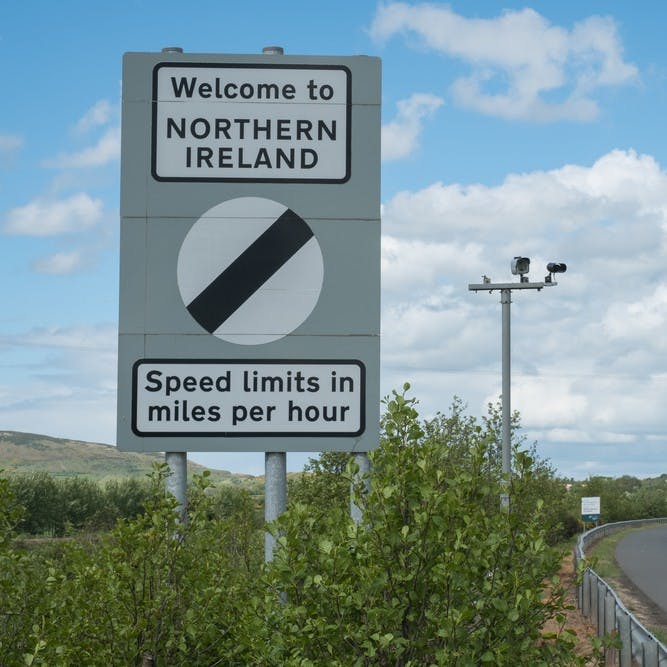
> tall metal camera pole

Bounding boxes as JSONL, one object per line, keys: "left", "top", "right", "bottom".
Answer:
{"left": 500, "top": 288, "right": 511, "bottom": 509}
{"left": 469, "top": 259, "right": 566, "bottom": 510}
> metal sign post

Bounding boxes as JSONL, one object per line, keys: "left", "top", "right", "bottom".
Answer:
{"left": 350, "top": 452, "right": 371, "bottom": 524}
{"left": 165, "top": 451, "right": 187, "bottom": 519}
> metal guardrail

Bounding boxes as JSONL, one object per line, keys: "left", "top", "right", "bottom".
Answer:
{"left": 574, "top": 518, "right": 667, "bottom": 666}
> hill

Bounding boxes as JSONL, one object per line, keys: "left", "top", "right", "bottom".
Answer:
{"left": 0, "top": 430, "right": 263, "bottom": 493}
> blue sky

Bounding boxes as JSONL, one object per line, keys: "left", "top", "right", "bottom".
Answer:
{"left": 2, "top": 1, "right": 667, "bottom": 478}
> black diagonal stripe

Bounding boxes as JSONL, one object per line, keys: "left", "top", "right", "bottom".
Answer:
{"left": 187, "top": 209, "right": 314, "bottom": 333}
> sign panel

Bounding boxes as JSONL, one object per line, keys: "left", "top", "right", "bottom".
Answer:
{"left": 581, "top": 496, "right": 601, "bottom": 522}
{"left": 152, "top": 63, "right": 350, "bottom": 182}
{"left": 133, "top": 360, "right": 364, "bottom": 436}
{"left": 118, "top": 51, "right": 381, "bottom": 453}
{"left": 176, "top": 196, "right": 323, "bottom": 345}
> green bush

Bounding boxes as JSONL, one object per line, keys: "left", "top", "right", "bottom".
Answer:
{"left": 5, "top": 474, "right": 153, "bottom": 536}
{"left": 263, "top": 386, "right": 583, "bottom": 666}
{"left": 0, "top": 389, "right": 592, "bottom": 665}
{"left": 11, "top": 467, "right": 263, "bottom": 666}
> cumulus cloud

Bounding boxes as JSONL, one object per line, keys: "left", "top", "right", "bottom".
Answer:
{"left": 601, "top": 286, "right": 667, "bottom": 359}
{"left": 382, "top": 93, "right": 444, "bottom": 161}
{"left": 7, "top": 325, "right": 116, "bottom": 353}
{"left": 4, "top": 193, "right": 104, "bottom": 236}
{"left": 379, "top": 148, "right": 667, "bottom": 474}
{"left": 42, "top": 99, "right": 120, "bottom": 168}
{"left": 382, "top": 235, "right": 484, "bottom": 292}
{"left": 32, "top": 250, "right": 86, "bottom": 275}
{"left": 0, "top": 324, "right": 118, "bottom": 444}
{"left": 0, "top": 324, "right": 118, "bottom": 395}
{"left": 73, "top": 100, "right": 116, "bottom": 135}
{"left": 370, "top": 3, "right": 638, "bottom": 121}
{"left": 382, "top": 149, "right": 666, "bottom": 246}
{"left": 0, "top": 133, "right": 23, "bottom": 167}
{"left": 43, "top": 126, "right": 120, "bottom": 168}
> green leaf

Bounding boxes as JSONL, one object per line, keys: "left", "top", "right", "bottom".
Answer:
{"left": 319, "top": 539, "right": 333, "bottom": 555}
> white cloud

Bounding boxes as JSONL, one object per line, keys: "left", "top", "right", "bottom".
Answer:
{"left": 44, "top": 126, "right": 120, "bottom": 168}
{"left": 370, "top": 4, "right": 638, "bottom": 122}
{"left": 503, "top": 374, "right": 588, "bottom": 429}
{"left": 4, "top": 192, "right": 104, "bottom": 236}
{"left": 603, "top": 285, "right": 667, "bottom": 342}
{"left": 378, "top": 148, "right": 667, "bottom": 477}
{"left": 0, "top": 324, "right": 118, "bottom": 444}
{"left": 0, "top": 134, "right": 23, "bottom": 155}
{"left": 382, "top": 149, "right": 667, "bottom": 248}
{"left": 382, "top": 93, "right": 444, "bottom": 161}
{"left": 382, "top": 235, "right": 484, "bottom": 292}
{"left": 32, "top": 250, "right": 86, "bottom": 275}
{"left": 74, "top": 100, "right": 115, "bottom": 135}
{"left": 0, "top": 133, "right": 23, "bottom": 166}
{"left": 7, "top": 325, "right": 116, "bottom": 353}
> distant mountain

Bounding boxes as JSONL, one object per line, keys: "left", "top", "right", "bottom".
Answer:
{"left": 0, "top": 431, "right": 261, "bottom": 490}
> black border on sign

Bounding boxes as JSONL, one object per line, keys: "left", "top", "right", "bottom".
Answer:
{"left": 151, "top": 63, "right": 352, "bottom": 183}
{"left": 131, "top": 358, "right": 366, "bottom": 437}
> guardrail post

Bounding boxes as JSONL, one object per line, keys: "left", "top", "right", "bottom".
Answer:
{"left": 617, "top": 612, "right": 631, "bottom": 667}
{"left": 604, "top": 591, "right": 617, "bottom": 664}
{"left": 598, "top": 584, "right": 606, "bottom": 638}
{"left": 583, "top": 570, "right": 591, "bottom": 617}
{"left": 592, "top": 578, "right": 599, "bottom": 632}
{"left": 643, "top": 639, "right": 658, "bottom": 667}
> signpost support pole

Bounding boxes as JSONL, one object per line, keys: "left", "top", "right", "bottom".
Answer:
{"left": 265, "top": 452, "right": 287, "bottom": 562}
{"left": 350, "top": 452, "right": 371, "bottom": 524}
{"left": 501, "top": 288, "right": 511, "bottom": 510}
{"left": 165, "top": 451, "right": 187, "bottom": 520}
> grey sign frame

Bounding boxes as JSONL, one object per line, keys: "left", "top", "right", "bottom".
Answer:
{"left": 117, "top": 50, "right": 381, "bottom": 453}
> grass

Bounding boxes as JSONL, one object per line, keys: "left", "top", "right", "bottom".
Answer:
{"left": 586, "top": 531, "right": 626, "bottom": 580}
{"left": 0, "top": 430, "right": 268, "bottom": 503}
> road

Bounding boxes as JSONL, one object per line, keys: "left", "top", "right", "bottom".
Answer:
{"left": 615, "top": 524, "right": 667, "bottom": 616}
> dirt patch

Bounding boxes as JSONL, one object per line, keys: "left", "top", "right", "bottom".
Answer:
{"left": 552, "top": 552, "right": 600, "bottom": 663}
{"left": 555, "top": 550, "right": 667, "bottom": 665}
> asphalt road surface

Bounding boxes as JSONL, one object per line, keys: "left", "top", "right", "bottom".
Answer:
{"left": 615, "top": 525, "right": 667, "bottom": 615}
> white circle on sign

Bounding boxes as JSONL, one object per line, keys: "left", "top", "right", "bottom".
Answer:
{"left": 177, "top": 197, "right": 324, "bottom": 345}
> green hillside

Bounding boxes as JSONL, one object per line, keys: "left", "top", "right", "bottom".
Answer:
{"left": 0, "top": 430, "right": 263, "bottom": 493}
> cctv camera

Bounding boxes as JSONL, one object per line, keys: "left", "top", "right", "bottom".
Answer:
{"left": 511, "top": 257, "right": 530, "bottom": 276}
{"left": 546, "top": 262, "right": 567, "bottom": 274}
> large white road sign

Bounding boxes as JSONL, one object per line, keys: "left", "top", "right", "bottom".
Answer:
{"left": 118, "top": 51, "right": 380, "bottom": 453}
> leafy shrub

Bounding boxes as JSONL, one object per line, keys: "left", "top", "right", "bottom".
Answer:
{"left": 263, "top": 386, "right": 583, "bottom": 666}
{"left": 0, "top": 389, "right": 593, "bottom": 665}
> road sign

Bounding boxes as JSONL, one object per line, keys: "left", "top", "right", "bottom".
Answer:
{"left": 117, "top": 51, "right": 381, "bottom": 453}
{"left": 133, "top": 359, "right": 364, "bottom": 436}
{"left": 177, "top": 197, "right": 323, "bottom": 345}
{"left": 152, "top": 63, "right": 350, "bottom": 182}
{"left": 581, "top": 496, "right": 601, "bottom": 522}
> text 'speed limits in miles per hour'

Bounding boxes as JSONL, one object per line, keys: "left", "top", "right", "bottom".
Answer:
{"left": 132, "top": 359, "right": 365, "bottom": 437}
